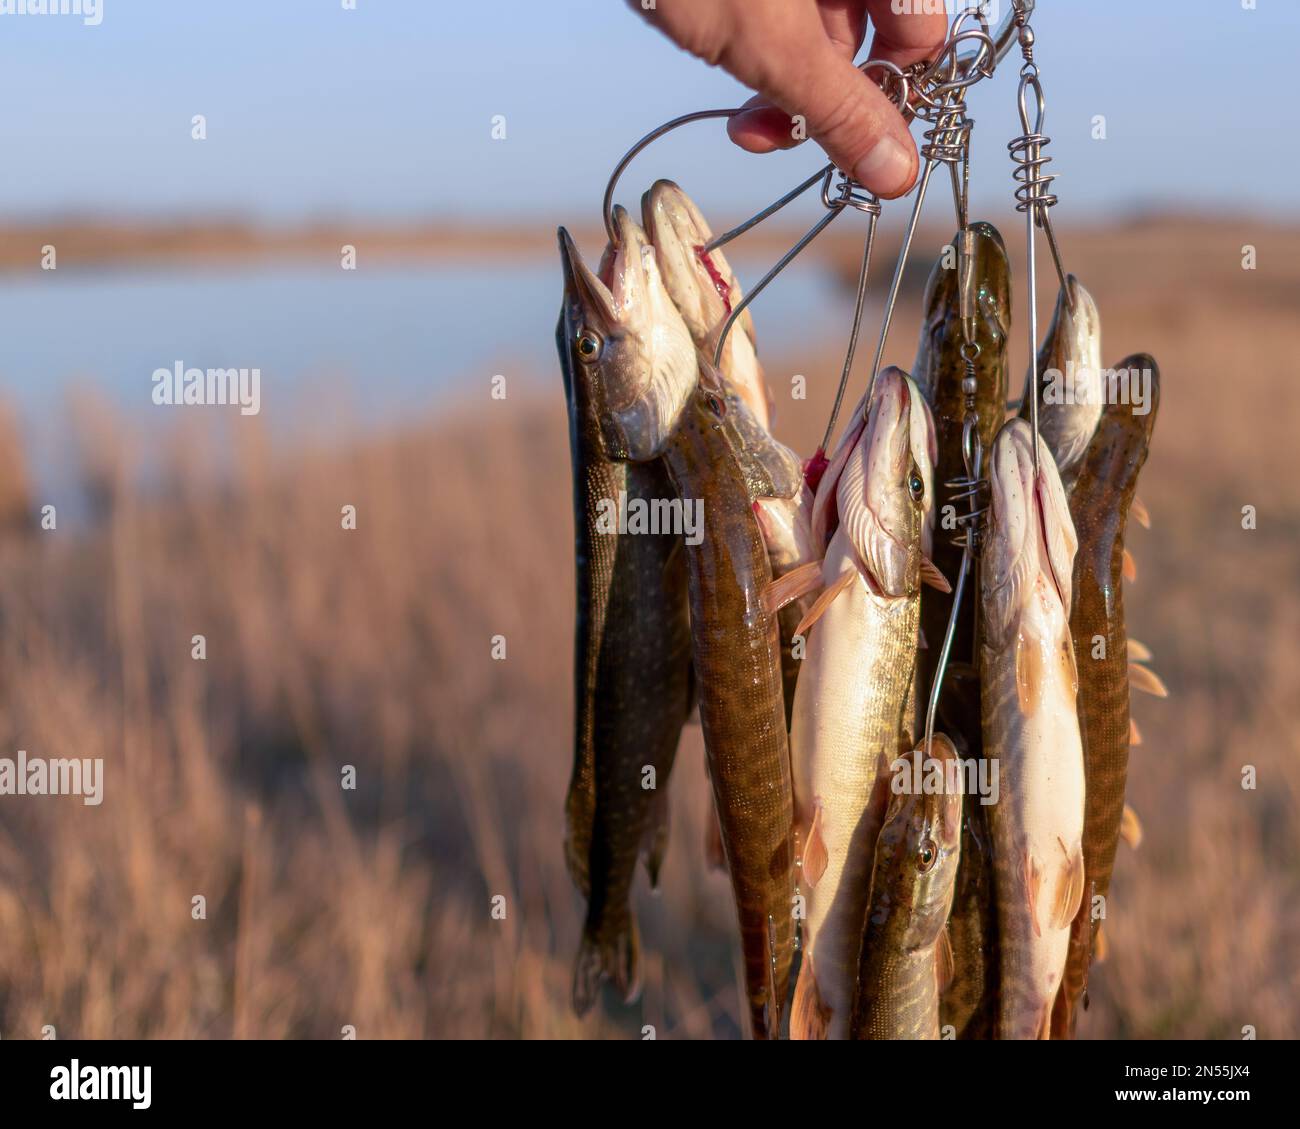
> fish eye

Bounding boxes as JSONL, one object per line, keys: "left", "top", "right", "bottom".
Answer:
{"left": 576, "top": 330, "right": 603, "bottom": 361}
{"left": 908, "top": 469, "right": 925, "bottom": 502}
{"left": 705, "top": 393, "right": 726, "bottom": 418}
{"left": 916, "top": 838, "right": 938, "bottom": 872}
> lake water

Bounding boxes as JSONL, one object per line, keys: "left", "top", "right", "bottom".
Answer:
{"left": 0, "top": 255, "right": 854, "bottom": 492}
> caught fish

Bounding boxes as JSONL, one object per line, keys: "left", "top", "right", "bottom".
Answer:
{"left": 979, "top": 418, "right": 1085, "bottom": 1040}
{"left": 642, "top": 179, "right": 773, "bottom": 428}
{"left": 557, "top": 210, "right": 697, "bottom": 1013}
{"left": 659, "top": 365, "right": 796, "bottom": 1039}
{"left": 1052, "top": 353, "right": 1160, "bottom": 1038}
{"left": 936, "top": 723, "right": 999, "bottom": 1039}
{"left": 1019, "top": 276, "right": 1103, "bottom": 491}
{"left": 851, "top": 735, "right": 963, "bottom": 1040}
{"left": 788, "top": 367, "right": 942, "bottom": 1040}
{"left": 643, "top": 179, "right": 816, "bottom": 723}
{"left": 718, "top": 388, "right": 817, "bottom": 726}
{"left": 912, "top": 223, "right": 1010, "bottom": 1036}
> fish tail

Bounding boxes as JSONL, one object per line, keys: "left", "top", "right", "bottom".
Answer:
{"left": 571, "top": 918, "right": 642, "bottom": 1017}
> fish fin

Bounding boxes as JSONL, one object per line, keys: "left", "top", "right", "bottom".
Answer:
{"left": 1037, "top": 1004, "right": 1052, "bottom": 1040}
{"left": 795, "top": 567, "right": 855, "bottom": 637}
{"left": 571, "top": 918, "right": 642, "bottom": 1015}
{"left": 704, "top": 798, "right": 726, "bottom": 872}
{"left": 920, "top": 554, "right": 952, "bottom": 593}
{"left": 1129, "top": 662, "right": 1169, "bottom": 698}
{"left": 761, "top": 560, "right": 823, "bottom": 618}
{"left": 936, "top": 925, "right": 956, "bottom": 994}
{"left": 640, "top": 788, "right": 671, "bottom": 890}
{"left": 1023, "top": 851, "right": 1044, "bottom": 939}
{"left": 1094, "top": 923, "right": 1109, "bottom": 963}
{"left": 802, "top": 802, "right": 828, "bottom": 888}
{"left": 1015, "top": 633, "right": 1045, "bottom": 717}
{"left": 1129, "top": 717, "right": 1143, "bottom": 746}
{"left": 1131, "top": 494, "right": 1151, "bottom": 529}
{"left": 790, "top": 953, "right": 831, "bottom": 1040}
{"left": 1127, "top": 638, "right": 1153, "bottom": 663}
{"left": 1122, "top": 547, "right": 1137, "bottom": 583}
{"left": 1120, "top": 804, "right": 1144, "bottom": 849}
{"left": 1051, "top": 848, "right": 1086, "bottom": 931}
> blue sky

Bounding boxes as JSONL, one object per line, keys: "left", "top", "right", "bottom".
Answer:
{"left": 0, "top": 0, "right": 1295, "bottom": 223}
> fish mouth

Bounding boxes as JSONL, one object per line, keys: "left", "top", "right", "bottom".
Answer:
{"left": 558, "top": 226, "right": 617, "bottom": 334}
{"left": 642, "top": 179, "right": 739, "bottom": 329}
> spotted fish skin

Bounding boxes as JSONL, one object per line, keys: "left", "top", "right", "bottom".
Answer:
{"left": 851, "top": 737, "right": 963, "bottom": 1040}
{"left": 1052, "top": 354, "right": 1160, "bottom": 1038}
{"left": 912, "top": 225, "right": 1010, "bottom": 1037}
{"left": 558, "top": 220, "right": 697, "bottom": 1012}
{"left": 661, "top": 376, "right": 796, "bottom": 1040}
{"left": 788, "top": 369, "right": 936, "bottom": 1040}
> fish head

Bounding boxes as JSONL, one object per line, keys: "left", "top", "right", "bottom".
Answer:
{"left": 642, "top": 179, "right": 770, "bottom": 428}
{"left": 640, "top": 179, "right": 754, "bottom": 348}
{"left": 557, "top": 208, "right": 697, "bottom": 460}
{"left": 1031, "top": 275, "right": 1103, "bottom": 479}
{"left": 831, "top": 367, "right": 940, "bottom": 597}
{"left": 875, "top": 735, "right": 963, "bottom": 951}
{"left": 914, "top": 222, "right": 1010, "bottom": 397}
{"left": 981, "top": 417, "right": 1079, "bottom": 651}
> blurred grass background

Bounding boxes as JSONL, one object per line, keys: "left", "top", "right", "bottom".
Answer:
{"left": 0, "top": 216, "right": 1295, "bottom": 1038}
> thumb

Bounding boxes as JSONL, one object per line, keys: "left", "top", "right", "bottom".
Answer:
{"left": 744, "top": 40, "right": 919, "bottom": 199}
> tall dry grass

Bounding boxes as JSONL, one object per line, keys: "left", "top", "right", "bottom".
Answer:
{"left": 0, "top": 217, "right": 1296, "bottom": 1038}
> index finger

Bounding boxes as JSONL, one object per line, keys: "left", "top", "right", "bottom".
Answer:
{"left": 864, "top": 0, "right": 948, "bottom": 68}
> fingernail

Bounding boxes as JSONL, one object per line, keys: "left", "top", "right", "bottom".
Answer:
{"left": 853, "top": 136, "right": 913, "bottom": 196}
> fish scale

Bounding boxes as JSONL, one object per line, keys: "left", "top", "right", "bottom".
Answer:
{"left": 979, "top": 419, "right": 1085, "bottom": 1040}
{"left": 1052, "top": 353, "right": 1161, "bottom": 1037}
{"left": 661, "top": 384, "right": 796, "bottom": 1040}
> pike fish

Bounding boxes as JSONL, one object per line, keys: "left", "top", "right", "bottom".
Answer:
{"left": 912, "top": 223, "right": 1010, "bottom": 1037}
{"left": 980, "top": 418, "right": 1085, "bottom": 1040}
{"left": 642, "top": 179, "right": 773, "bottom": 428}
{"left": 913, "top": 222, "right": 1010, "bottom": 728}
{"left": 788, "top": 367, "right": 942, "bottom": 1040}
{"left": 558, "top": 209, "right": 697, "bottom": 1013}
{"left": 659, "top": 366, "right": 796, "bottom": 1039}
{"left": 1052, "top": 353, "right": 1160, "bottom": 1038}
{"left": 644, "top": 179, "right": 815, "bottom": 723}
{"left": 851, "top": 735, "right": 963, "bottom": 1040}
{"left": 1018, "top": 276, "right": 1103, "bottom": 492}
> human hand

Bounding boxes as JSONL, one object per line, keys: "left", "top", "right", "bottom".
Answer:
{"left": 630, "top": 0, "right": 948, "bottom": 198}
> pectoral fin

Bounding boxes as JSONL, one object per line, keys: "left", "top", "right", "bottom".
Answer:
{"left": 761, "top": 559, "right": 823, "bottom": 618}
{"left": 801, "top": 802, "right": 828, "bottom": 888}
{"left": 1051, "top": 847, "right": 1086, "bottom": 931}
{"left": 936, "top": 925, "right": 956, "bottom": 993}
{"left": 1131, "top": 495, "right": 1150, "bottom": 529}
{"left": 795, "top": 567, "right": 855, "bottom": 636}
{"left": 1122, "top": 548, "right": 1137, "bottom": 582}
{"left": 1023, "top": 851, "right": 1044, "bottom": 939}
{"left": 920, "top": 555, "right": 952, "bottom": 593}
{"left": 1015, "top": 634, "right": 1046, "bottom": 716}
